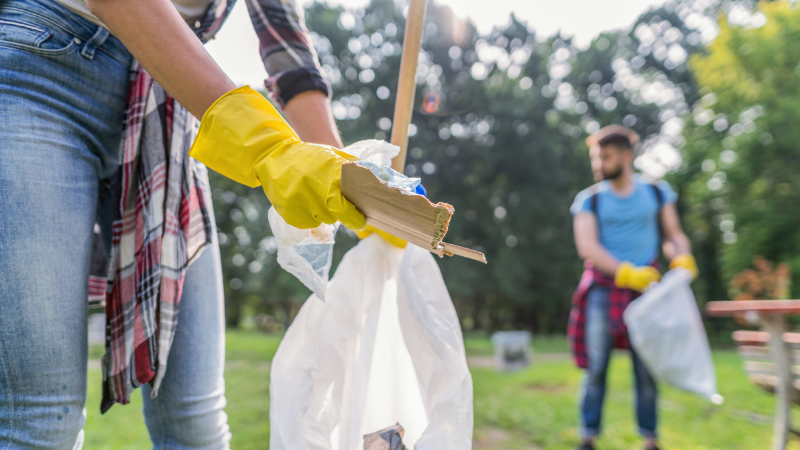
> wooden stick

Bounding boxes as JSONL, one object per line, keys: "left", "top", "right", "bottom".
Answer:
{"left": 390, "top": 0, "right": 428, "bottom": 173}
{"left": 440, "top": 243, "right": 487, "bottom": 264}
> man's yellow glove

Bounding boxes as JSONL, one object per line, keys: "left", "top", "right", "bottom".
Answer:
{"left": 355, "top": 225, "right": 407, "bottom": 248}
{"left": 189, "top": 86, "right": 366, "bottom": 231}
{"left": 670, "top": 254, "right": 699, "bottom": 280}
{"left": 614, "top": 262, "right": 662, "bottom": 292}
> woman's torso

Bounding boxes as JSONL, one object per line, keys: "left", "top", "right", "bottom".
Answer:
{"left": 54, "top": 0, "right": 212, "bottom": 28}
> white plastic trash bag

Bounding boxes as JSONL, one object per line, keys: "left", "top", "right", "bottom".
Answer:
{"left": 623, "top": 268, "right": 723, "bottom": 404}
{"left": 267, "top": 140, "right": 419, "bottom": 302}
{"left": 267, "top": 207, "right": 339, "bottom": 301}
{"left": 269, "top": 235, "right": 474, "bottom": 450}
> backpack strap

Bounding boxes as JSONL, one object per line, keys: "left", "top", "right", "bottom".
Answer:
{"left": 588, "top": 184, "right": 600, "bottom": 215}
{"left": 650, "top": 183, "right": 663, "bottom": 210}
{"left": 589, "top": 185, "right": 601, "bottom": 237}
{"left": 650, "top": 183, "right": 664, "bottom": 242}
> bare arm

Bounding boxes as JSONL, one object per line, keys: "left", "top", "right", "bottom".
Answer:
{"left": 87, "top": 0, "right": 236, "bottom": 119}
{"left": 660, "top": 203, "right": 692, "bottom": 259}
{"left": 283, "top": 91, "right": 343, "bottom": 148}
{"left": 573, "top": 212, "right": 621, "bottom": 276}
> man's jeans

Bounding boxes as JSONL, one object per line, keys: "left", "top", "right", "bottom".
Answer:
{"left": 578, "top": 286, "right": 657, "bottom": 439}
{"left": 0, "top": 0, "right": 231, "bottom": 448}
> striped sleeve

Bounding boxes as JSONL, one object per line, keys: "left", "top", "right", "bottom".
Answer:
{"left": 244, "top": 0, "right": 331, "bottom": 107}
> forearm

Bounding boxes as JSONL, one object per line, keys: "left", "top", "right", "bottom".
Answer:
{"left": 283, "top": 91, "right": 343, "bottom": 148}
{"left": 87, "top": 0, "right": 236, "bottom": 119}
{"left": 578, "top": 241, "right": 621, "bottom": 276}
{"left": 668, "top": 232, "right": 692, "bottom": 259}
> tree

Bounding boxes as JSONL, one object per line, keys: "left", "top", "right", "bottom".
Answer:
{"left": 210, "top": 0, "right": 748, "bottom": 333}
{"left": 680, "top": 1, "right": 800, "bottom": 298}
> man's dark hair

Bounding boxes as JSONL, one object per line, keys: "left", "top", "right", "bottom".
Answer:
{"left": 597, "top": 132, "right": 633, "bottom": 151}
{"left": 586, "top": 125, "right": 639, "bottom": 150}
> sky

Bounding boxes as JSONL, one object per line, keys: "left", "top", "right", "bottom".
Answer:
{"left": 206, "top": 0, "right": 669, "bottom": 87}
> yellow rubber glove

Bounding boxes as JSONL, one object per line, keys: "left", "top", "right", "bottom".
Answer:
{"left": 355, "top": 225, "right": 407, "bottom": 248}
{"left": 189, "top": 86, "right": 366, "bottom": 231}
{"left": 670, "top": 254, "right": 699, "bottom": 280}
{"left": 614, "top": 262, "right": 662, "bottom": 292}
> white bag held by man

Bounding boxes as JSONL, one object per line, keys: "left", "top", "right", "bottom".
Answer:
{"left": 623, "top": 268, "right": 723, "bottom": 404}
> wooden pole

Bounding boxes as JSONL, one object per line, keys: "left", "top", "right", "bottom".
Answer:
{"left": 390, "top": 0, "right": 428, "bottom": 173}
{"left": 763, "top": 315, "right": 791, "bottom": 450}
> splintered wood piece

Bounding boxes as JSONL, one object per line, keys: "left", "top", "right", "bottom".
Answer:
{"left": 341, "top": 163, "right": 487, "bottom": 263}
{"left": 363, "top": 424, "right": 406, "bottom": 450}
{"left": 342, "top": 163, "right": 453, "bottom": 251}
{"left": 440, "top": 242, "right": 488, "bottom": 264}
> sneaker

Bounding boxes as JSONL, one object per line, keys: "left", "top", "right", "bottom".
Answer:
{"left": 576, "top": 444, "right": 595, "bottom": 450}
{"left": 645, "top": 446, "right": 660, "bottom": 450}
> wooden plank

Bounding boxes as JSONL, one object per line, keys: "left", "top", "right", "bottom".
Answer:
{"left": 734, "top": 331, "right": 800, "bottom": 345}
{"left": 341, "top": 164, "right": 487, "bottom": 263}
{"left": 707, "top": 300, "right": 800, "bottom": 316}
{"left": 742, "top": 360, "right": 800, "bottom": 378}
{"left": 734, "top": 330, "right": 770, "bottom": 345}
{"left": 342, "top": 163, "right": 451, "bottom": 251}
{"left": 785, "top": 333, "right": 800, "bottom": 344}
{"left": 737, "top": 346, "right": 800, "bottom": 363}
{"left": 744, "top": 360, "right": 775, "bottom": 374}
{"left": 738, "top": 345, "right": 772, "bottom": 358}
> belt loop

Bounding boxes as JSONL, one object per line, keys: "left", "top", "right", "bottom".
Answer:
{"left": 80, "top": 27, "right": 110, "bottom": 60}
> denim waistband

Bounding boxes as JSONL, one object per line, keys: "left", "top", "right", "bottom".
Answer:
{"left": 0, "top": 0, "right": 132, "bottom": 65}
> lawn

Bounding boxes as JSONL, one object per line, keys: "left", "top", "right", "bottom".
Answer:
{"left": 83, "top": 331, "right": 778, "bottom": 449}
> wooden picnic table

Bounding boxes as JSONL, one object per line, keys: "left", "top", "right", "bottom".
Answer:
{"left": 707, "top": 300, "right": 800, "bottom": 450}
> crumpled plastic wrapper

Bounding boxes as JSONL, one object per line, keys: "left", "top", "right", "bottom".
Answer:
{"left": 364, "top": 424, "right": 407, "bottom": 450}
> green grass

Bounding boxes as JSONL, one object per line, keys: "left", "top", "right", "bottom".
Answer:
{"left": 84, "top": 331, "right": 281, "bottom": 450}
{"left": 471, "top": 351, "right": 777, "bottom": 449}
{"left": 84, "top": 331, "right": 778, "bottom": 449}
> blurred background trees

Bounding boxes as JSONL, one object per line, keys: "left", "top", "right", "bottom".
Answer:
{"left": 209, "top": 0, "right": 796, "bottom": 336}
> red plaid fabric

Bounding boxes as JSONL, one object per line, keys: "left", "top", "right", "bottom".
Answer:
{"left": 100, "top": 63, "right": 213, "bottom": 413}
{"left": 567, "top": 260, "right": 641, "bottom": 369}
{"left": 85, "top": 0, "right": 329, "bottom": 412}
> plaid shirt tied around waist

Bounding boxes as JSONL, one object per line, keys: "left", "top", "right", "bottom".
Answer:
{"left": 100, "top": 64, "right": 213, "bottom": 412}
{"left": 567, "top": 260, "right": 654, "bottom": 370}
{"left": 88, "top": 0, "right": 332, "bottom": 412}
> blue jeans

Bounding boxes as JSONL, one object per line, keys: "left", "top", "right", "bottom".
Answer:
{"left": 0, "top": 0, "right": 231, "bottom": 448}
{"left": 578, "top": 287, "right": 657, "bottom": 439}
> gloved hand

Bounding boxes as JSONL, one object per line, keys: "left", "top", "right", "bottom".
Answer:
{"left": 614, "top": 262, "right": 662, "bottom": 292}
{"left": 356, "top": 226, "right": 407, "bottom": 248}
{"left": 189, "top": 86, "right": 366, "bottom": 231}
{"left": 670, "top": 254, "right": 699, "bottom": 280}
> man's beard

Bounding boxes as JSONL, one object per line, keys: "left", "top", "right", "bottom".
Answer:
{"left": 602, "top": 166, "right": 623, "bottom": 180}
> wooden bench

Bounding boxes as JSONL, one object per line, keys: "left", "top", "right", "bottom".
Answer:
{"left": 708, "top": 300, "right": 800, "bottom": 450}
{"left": 733, "top": 330, "right": 800, "bottom": 403}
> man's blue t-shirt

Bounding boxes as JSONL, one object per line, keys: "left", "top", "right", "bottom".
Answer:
{"left": 571, "top": 175, "right": 677, "bottom": 266}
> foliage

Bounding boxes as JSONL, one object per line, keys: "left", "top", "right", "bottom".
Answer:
{"left": 678, "top": 1, "right": 800, "bottom": 301}
{"left": 210, "top": 0, "right": 782, "bottom": 333}
{"left": 730, "top": 255, "right": 791, "bottom": 300}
